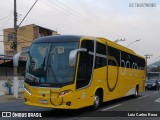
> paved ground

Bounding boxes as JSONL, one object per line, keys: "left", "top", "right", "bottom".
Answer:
{"left": 0, "top": 92, "right": 24, "bottom": 104}
{"left": 0, "top": 90, "right": 160, "bottom": 120}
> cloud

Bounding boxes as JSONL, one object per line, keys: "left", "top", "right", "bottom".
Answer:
{"left": 0, "top": 0, "right": 160, "bottom": 64}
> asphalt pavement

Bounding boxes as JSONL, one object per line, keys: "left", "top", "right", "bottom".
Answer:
{"left": 0, "top": 90, "right": 160, "bottom": 120}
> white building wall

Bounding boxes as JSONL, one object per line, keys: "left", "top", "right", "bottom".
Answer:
{"left": 0, "top": 80, "right": 24, "bottom": 95}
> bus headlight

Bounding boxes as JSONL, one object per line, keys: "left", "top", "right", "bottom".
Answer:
{"left": 59, "top": 90, "right": 72, "bottom": 97}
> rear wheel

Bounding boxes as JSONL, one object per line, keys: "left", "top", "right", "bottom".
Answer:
{"left": 92, "top": 92, "right": 102, "bottom": 110}
{"left": 156, "top": 86, "right": 159, "bottom": 90}
{"left": 134, "top": 86, "right": 139, "bottom": 97}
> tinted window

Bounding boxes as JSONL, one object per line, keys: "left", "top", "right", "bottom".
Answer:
{"left": 108, "top": 46, "right": 119, "bottom": 66}
{"left": 136, "top": 57, "right": 145, "bottom": 70}
{"left": 108, "top": 60, "right": 117, "bottom": 66}
{"left": 76, "top": 40, "right": 94, "bottom": 89}
{"left": 120, "top": 51, "right": 131, "bottom": 68}
{"left": 95, "top": 42, "right": 107, "bottom": 69}
{"left": 108, "top": 46, "right": 145, "bottom": 70}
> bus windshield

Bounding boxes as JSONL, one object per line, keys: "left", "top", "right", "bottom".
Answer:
{"left": 25, "top": 42, "right": 79, "bottom": 87}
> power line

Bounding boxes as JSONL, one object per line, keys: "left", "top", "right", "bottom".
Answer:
{"left": 54, "top": 0, "right": 123, "bottom": 38}
{"left": 40, "top": 0, "right": 123, "bottom": 39}
{"left": 55, "top": 0, "right": 123, "bottom": 38}
{"left": 0, "top": 8, "right": 13, "bottom": 13}
{"left": 0, "top": 14, "right": 12, "bottom": 20}
{"left": 8, "top": 0, "right": 39, "bottom": 51}
{"left": 39, "top": 0, "right": 105, "bottom": 36}
{"left": 0, "top": 15, "right": 13, "bottom": 31}
{"left": 52, "top": 0, "right": 108, "bottom": 35}
{"left": 18, "top": 0, "right": 38, "bottom": 27}
{"left": 149, "top": 56, "right": 160, "bottom": 65}
{"left": 40, "top": 0, "right": 103, "bottom": 34}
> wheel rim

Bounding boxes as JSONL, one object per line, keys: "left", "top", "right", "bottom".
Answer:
{"left": 135, "top": 88, "right": 138, "bottom": 96}
{"left": 94, "top": 95, "right": 100, "bottom": 108}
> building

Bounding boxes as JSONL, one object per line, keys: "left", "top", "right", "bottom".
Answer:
{"left": 0, "top": 24, "right": 58, "bottom": 78}
{"left": 147, "top": 72, "right": 160, "bottom": 80}
{"left": 3, "top": 24, "right": 58, "bottom": 55}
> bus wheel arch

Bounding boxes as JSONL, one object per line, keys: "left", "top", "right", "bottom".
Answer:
{"left": 92, "top": 88, "right": 103, "bottom": 110}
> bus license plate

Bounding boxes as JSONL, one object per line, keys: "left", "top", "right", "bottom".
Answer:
{"left": 39, "top": 100, "right": 48, "bottom": 104}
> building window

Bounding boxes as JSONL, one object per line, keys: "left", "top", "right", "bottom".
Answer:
{"left": 8, "top": 33, "right": 15, "bottom": 41}
{"left": 6, "top": 50, "right": 15, "bottom": 56}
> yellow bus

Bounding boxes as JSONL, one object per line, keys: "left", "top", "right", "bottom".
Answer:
{"left": 24, "top": 35, "right": 146, "bottom": 110}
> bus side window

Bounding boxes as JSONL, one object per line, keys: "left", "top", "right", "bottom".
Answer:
{"left": 95, "top": 42, "right": 107, "bottom": 69}
{"left": 108, "top": 60, "right": 116, "bottom": 66}
{"left": 108, "top": 46, "right": 119, "bottom": 66}
{"left": 76, "top": 40, "right": 94, "bottom": 89}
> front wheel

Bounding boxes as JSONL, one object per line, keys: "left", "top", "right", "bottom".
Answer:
{"left": 92, "top": 92, "right": 101, "bottom": 110}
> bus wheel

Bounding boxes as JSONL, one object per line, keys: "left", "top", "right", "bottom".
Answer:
{"left": 92, "top": 92, "right": 101, "bottom": 110}
{"left": 134, "top": 86, "right": 139, "bottom": 97}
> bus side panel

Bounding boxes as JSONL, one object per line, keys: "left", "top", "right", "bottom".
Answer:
{"left": 89, "top": 66, "right": 121, "bottom": 103}
{"left": 118, "top": 68, "right": 145, "bottom": 97}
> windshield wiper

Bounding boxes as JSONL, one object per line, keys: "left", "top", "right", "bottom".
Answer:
{"left": 47, "top": 65, "right": 60, "bottom": 87}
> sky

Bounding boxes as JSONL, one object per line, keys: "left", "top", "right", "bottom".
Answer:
{"left": 0, "top": 0, "right": 160, "bottom": 65}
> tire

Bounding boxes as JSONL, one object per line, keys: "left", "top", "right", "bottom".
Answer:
{"left": 92, "top": 92, "right": 101, "bottom": 110}
{"left": 134, "top": 87, "right": 139, "bottom": 97}
{"left": 156, "top": 86, "right": 159, "bottom": 90}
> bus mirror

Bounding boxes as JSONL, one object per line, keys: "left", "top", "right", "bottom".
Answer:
{"left": 13, "top": 50, "right": 29, "bottom": 67}
{"left": 69, "top": 48, "right": 87, "bottom": 67}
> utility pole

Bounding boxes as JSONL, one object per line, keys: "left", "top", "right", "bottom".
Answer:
{"left": 144, "top": 54, "right": 153, "bottom": 64}
{"left": 144, "top": 54, "right": 153, "bottom": 78}
{"left": 13, "top": 0, "right": 18, "bottom": 99}
{"left": 114, "top": 38, "right": 125, "bottom": 43}
{"left": 10, "top": 0, "right": 38, "bottom": 98}
{"left": 11, "top": 0, "right": 18, "bottom": 52}
{"left": 12, "top": 0, "right": 38, "bottom": 98}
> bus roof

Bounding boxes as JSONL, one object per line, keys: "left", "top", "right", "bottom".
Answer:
{"left": 32, "top": 35, "right": 81, "bottom": 43}
{"left": 32, "top": 35, "right": 144, "bottom": 59}
{"left": 98, "top": 37, "right": 145, "bottom": 59}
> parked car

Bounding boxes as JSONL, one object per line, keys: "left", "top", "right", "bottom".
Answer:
{"left": 145, "top": 79, "right": 159, "bottom": 90}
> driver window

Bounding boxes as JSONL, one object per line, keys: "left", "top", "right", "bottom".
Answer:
{"left": 76, "top": 40, "right": 94, "bottom": 89}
